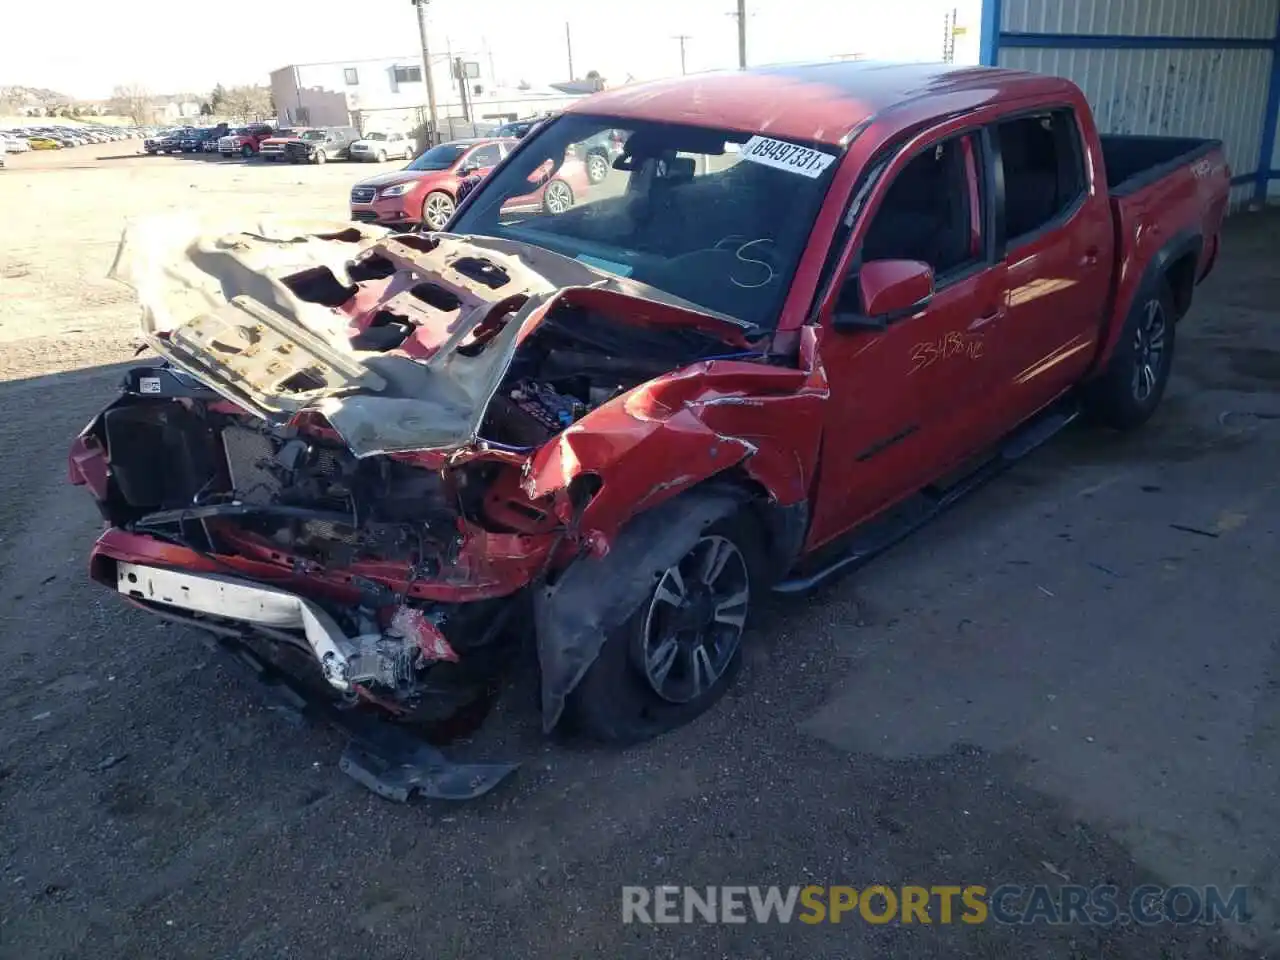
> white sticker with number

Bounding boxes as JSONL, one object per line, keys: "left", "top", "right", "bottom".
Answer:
{"left": 739, "top": 135, "right": 836, "bottom": 179}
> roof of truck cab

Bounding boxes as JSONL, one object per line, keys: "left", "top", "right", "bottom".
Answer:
{"left": 565, "top": 61, "right": 1075, "bottom": 146}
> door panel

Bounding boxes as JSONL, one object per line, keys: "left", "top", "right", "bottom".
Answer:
{"left": 807, "top": 132, "right": 1009, "bottom": 550}
{"left": 992, "top": 110, "right": 1112, "bottom": 412}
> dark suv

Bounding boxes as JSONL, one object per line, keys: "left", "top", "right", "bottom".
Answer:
{"left": 181, "top": 125, "right": 228, "bottom": 153}
{"left": 285, "top": 126, "right": 361, "bottom": 164}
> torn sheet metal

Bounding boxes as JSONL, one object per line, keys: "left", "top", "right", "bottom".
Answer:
{"left": 109, "top": 216, "right": 752, "bottom": 459}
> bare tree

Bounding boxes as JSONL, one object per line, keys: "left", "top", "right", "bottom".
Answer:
{"left": 221, "top": 85, "right": 272, "bottom": 121}
{"left": 109, "top": 84, "right": 152, "bottom": 125}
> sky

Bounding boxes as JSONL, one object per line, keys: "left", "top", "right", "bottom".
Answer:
{"left": 5, "top": 0, "right": 982, "bottom": 100}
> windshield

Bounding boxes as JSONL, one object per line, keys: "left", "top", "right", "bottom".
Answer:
{"left": 450, "top": 114, "right": 841, "bottom": 329}
{"left": 363, "top": 132, "right": 387, "bottom": 141}
{"left": 406, "top": 143, "right": 467, "bottom": 171}
{"left": 301, "top": 130, "right": 327, "bottom": 141}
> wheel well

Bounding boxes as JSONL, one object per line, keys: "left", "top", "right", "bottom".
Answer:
{"left": 689, "top": 468, "right": 808, "bottom": 583}
{"left": 1164, "top": 250, "right": 1197, "bottom": 319}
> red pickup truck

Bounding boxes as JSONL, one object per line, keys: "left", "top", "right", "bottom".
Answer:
{"left": 217, "top": 124, "right": 275, "bottom": 159}
{"left": 70, "top": 62, "right": 1228, "bottom": 798}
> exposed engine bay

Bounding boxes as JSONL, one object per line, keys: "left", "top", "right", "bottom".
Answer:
{"left": 73, "top": 219, "right": 765, "bottom": 748}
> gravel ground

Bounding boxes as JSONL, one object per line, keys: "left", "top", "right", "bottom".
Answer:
{"left": 0, "top": 142, "right": 1277, "bottom": 960}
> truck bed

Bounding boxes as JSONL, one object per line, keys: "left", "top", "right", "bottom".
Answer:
{"left": 1099, "top": 134, "right": 1223, "bottom": 197}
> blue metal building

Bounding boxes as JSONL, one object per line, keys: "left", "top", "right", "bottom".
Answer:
{"left": 980, "top": 0, "right": 1280, "bottom": 210}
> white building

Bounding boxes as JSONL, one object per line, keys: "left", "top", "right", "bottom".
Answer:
{"left": 270, "top": 56, "right": 587, "bottom": 139}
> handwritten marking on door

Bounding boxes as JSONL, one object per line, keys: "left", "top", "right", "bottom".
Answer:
{"left": 910, "top": 332, "right": 983, "bottom": 374}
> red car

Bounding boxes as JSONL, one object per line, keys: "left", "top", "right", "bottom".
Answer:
{"left": 349, "top": 137, "right": 590, "bottom": 230}
{"left": 71, "top": 62, "right": 1228, "bottom": 800}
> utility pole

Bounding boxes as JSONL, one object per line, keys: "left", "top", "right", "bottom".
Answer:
{"left": 673, "top": 34, "right": 691, "bottom": 75}
{"left": 411, "top": 0, "right": 439, "bottom": 146}
{"left": 565, "top": 22, "right": 575, "bottom": 80}
{"left": 735, "top": 0, "right": 747, "bottom": 69}
{"left": 942, "top": 7, "right": 957, "bottom": 63}
{"left": 454, "top": 57, "right": 471, "bottom": 122}
{"left": 483, "top": 38, "right": 496, "bottom": 85}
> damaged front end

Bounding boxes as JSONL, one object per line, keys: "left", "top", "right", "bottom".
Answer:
{"left": 70, "top": 218, "right": 809, "bottom": 798}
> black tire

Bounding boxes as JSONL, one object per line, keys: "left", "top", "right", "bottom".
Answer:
{"left": 376, "top": 150, "right": 388, "bottom": 162}
{"left": 240, "top": 144, "right": 253, "bottom": 158}
{"left": 1082, "top": 278, "right": 1177, "bottom": 430}
{"left": 567, "top": 512, "right": 763, "bottom": 745}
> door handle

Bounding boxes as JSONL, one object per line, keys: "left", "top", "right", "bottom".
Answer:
{"left": 968, "top": 310, "right": 999, "bottom": 331}
{"left": 1081, "top": 246, "right": 1100, "bottom": 266}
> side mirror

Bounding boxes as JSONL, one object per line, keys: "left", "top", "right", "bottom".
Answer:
{"left": 833, "top": 259, "right": 935, "bottom": 332}
{"left": 458, "top": 163, "right": 479, "bottom": 176}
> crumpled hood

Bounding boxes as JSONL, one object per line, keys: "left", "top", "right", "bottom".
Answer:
{"left": 109, "top": 216, "right": 752, "bottom": 459}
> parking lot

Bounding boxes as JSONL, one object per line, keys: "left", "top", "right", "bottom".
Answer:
{"left": 1, "top": 140, "right": 1278, "bottom": 959}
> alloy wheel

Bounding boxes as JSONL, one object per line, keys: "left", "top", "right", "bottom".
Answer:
{"left": 544, "top": 180, "right": 573, "bottom": 214}
{"left": 423, "top": 192, "right": 455, "bottom": 230}
{"left": 587, "top": 152, "right": 608, "bottom": 183}
{"left": 637, "top": 535, "right": 750, "bottom": 704}
{"left": 1131, "top": 298, "right": 1167, "bottom": 402}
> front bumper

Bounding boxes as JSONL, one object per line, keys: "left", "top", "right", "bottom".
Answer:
{"left": 116, "top": 561, "right": 361, "bottom": 691}
{"left": 107, "top": 558, "right": 521, "bottom": 801}
{"left": 349, "top": 196, "right": 415, "bottom": 225}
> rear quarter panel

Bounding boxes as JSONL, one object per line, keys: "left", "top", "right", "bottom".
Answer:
{"left": 1093, "top": 146, "right": 1230, "bottom": 372}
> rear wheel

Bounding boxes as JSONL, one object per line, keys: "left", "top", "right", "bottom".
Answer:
{"left": 240, "top": 144, "right": 253, "bottom": 158}
{"left": 1082, "top": 278, "right": 1177, "bottom": 430}
{"left": 422, "top": 190, "right": 455, "bottom": 230}
{"left": 567, "top": 513, "right": 761, "bottom": 744}
{"left": 586, "top": 150, "right": 609, "bottom": 183}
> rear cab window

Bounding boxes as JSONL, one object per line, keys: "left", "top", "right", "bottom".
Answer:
{"left": 995, "top": 110, "right": 1086, "bottom": 245}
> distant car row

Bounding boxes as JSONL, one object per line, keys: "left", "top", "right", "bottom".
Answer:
{"left": 1, "top": 124, "right": 142, "bottom": 154}
{"left": 144, "top": 123, "right": 417, "bottom": 163}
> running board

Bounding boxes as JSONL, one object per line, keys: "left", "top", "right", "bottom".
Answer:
{"left": 773, "top": 401, "right": 1079, "bottom": 595}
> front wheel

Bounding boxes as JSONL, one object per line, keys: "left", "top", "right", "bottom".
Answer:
{"left": 376, "top": 150, "right": 388, "bottom": 162}
{"left": 421, "top": 190, "right": 455, "bottom": 230}
{"left": 1082, "top": 279, "right": 1177, "bottom": 430}
{"left": 314, "top": 149, "right": 327, "bottom": 164}
{"left": 567, "top": 515, "right": 760, "bottom": 744}
{"left": 240, "top": 144, "right": 253, "bottom": 158}
{"left": 542, "top": 179, "right": 574, "bottom": 215}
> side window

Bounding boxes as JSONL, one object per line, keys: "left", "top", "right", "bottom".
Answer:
{"left": 468, "top": 144, "right": 501, "bottom": 167}
{"left": 996, "top": 110, "right": 1085, "bottom": 242}
{"left": 860, "top": 135, "right": 982, "bottom": 281}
